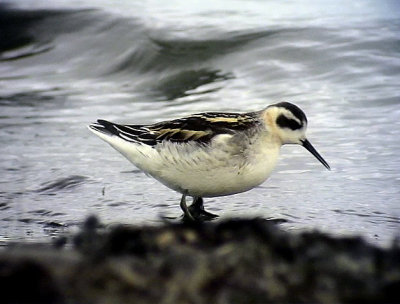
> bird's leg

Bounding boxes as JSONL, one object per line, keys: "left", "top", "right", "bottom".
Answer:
{"left": 180, "top": 191, "right": 195, "bottom": 221}
{"left": 189, "top": 197, "right": 219, "bottom": 219}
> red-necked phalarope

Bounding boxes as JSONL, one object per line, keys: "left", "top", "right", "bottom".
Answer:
{"left": 89, "top": 102, "right": 330, "bottom": 221}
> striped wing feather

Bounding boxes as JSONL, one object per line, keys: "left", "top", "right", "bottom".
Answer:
{"left": 94, "top": 112, "right": 260, "bottom": 146}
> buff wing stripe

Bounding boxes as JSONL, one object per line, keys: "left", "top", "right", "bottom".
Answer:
{"left": 89, "top": 112, "right": 260, "bottom": 147}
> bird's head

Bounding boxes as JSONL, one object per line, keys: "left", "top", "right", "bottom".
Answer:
{"left": 263, "top": 102, "right": 330, "bottom": 170}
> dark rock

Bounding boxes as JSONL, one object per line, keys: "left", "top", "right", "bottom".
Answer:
{"left": 0, "top": 258, "right": 64, "bottom": 304}
{"left": 0, "top": 217, "right": 399, "bottom": 304}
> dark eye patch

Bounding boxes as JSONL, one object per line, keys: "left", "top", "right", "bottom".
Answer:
{"left": 273, "top": 102, "right": 308, "bottom": 124}
{"left": 276, "top": 114, "right": 302, "bottom": 130}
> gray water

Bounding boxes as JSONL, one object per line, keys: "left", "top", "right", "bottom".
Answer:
{"left": 1, "top": 0, "right": 399, "bottom": 246}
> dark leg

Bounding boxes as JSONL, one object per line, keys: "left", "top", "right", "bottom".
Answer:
{"left": 180, "top": 191, "right": 195, "bottom": 221}
{"left": 188, "top": 197, "right": 218, "bottom": 220}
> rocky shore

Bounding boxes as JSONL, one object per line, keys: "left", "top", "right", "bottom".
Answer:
{"left": 1, "top": 216, "right": 399, "bottom": 304}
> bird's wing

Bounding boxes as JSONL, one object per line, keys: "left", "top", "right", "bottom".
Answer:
{"left": 89, "top": 112, "right": 260, "bottom": 147}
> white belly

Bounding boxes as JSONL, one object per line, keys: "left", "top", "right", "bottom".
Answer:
{"left": 148, "top": 137, "right": 281, "bottom": 197}
{"left": 159, "top": 156, "right": 279, "bottom": 197}
{"left": 95, "top": 130, "right": 281, "bottom": 198}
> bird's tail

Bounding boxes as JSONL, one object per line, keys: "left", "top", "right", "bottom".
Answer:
{"left": 88, "top": 119, "right": 120, "bottom": 137}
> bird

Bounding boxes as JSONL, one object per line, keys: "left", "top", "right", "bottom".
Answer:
{"left": 88, "top": 102, "right": 330, "bottom": 221}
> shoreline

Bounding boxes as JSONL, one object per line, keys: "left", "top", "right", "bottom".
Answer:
{"left": 1, "top": 216, "right": 399, "bottom": 303}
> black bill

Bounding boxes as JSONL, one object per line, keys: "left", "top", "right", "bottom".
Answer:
{"left": 302, "top": 139, "right": 331, "bottom": 170}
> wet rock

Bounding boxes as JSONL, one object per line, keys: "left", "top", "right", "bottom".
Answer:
{"left": 0, "top": 217, "right": 399, "bottom": 304}
{"left": 0, "top": 254, "right": 68, "bottom": 304}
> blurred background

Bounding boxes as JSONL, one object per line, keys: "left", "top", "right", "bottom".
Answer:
{"left": 0, "top": 0, "right": 399, "bottom": 245}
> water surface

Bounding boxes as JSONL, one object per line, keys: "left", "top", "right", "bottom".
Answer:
{"left": 1, "top": 0, "right": 399, "bottom": 246}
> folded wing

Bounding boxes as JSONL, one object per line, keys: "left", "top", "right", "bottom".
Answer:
{"left": 89, "top": 112, "right": 260, "bottom": 147}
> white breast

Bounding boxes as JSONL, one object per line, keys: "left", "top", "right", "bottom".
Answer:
{"left": 92, "top": 129, "right": 281, "bottom": 197}
{"left": 147, "top": 133, "right": 281, "bottom": 197}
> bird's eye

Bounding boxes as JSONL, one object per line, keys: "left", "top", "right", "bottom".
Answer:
{"left": 276, "top": 114, "right": 302, "bottom": 130}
